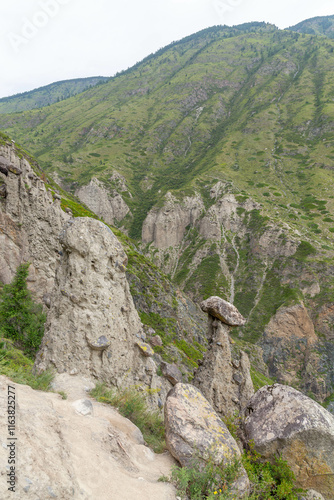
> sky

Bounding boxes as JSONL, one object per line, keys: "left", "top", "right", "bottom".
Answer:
{"left": 0, "top": 0, "right": 333, "bottom": 98}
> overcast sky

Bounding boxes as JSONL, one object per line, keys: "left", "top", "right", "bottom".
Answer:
{"left": 0, "top": 0, "right": 333, "bottom": 98}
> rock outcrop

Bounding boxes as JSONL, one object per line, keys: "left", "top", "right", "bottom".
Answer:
{"left": 76, "top": 177, "right": 130, "bottom": 225}
{"left": 142, "top": 192, "right": 204, "bottom": 249}
{"left": 261, "top": 303, "right": 327, "bottom": 400}
{"left": 0, "top": 375, "right": 176, "bottom": 500}
{"left": 164, "top": 383, "right": 250, "bottom": 496}
{"left": 0, "top": 143, "right": 69, "bottom": 299}
{"left": 244, "top": 384, "right": 334, "bottom": 499}
{"left": 34, "top": 217, "right": 172, "bottom": 404}
{"left": 193, "top": 297, "right": 254, "bottom": 419}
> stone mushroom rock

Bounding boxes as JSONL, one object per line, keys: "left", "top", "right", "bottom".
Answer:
{"left": 164, "top": 383, "right": 250, "bottom": 496}
{"left": 244, "top": 384, "right": 334, "bottom": 499}
{"left": 34, "top": 218, "right": 172, "bottom": 405}
{"left": 193, "top": 311, "right": 254, "bottom": 419}
{"left": 161, "top": 362, "right": 182, "bottom": 385}
{"left": 200, "top": 296, "right": 246, "bottom": 326}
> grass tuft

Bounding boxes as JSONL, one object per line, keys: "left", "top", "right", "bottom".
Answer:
{"left": 90, "top": 383, "right": 165, "bottom": 453}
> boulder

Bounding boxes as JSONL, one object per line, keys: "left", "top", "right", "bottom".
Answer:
{"left": 136, "top": 340, "right": 154, "bottom": 357}
{"left": 161, "top": 362, "right": 182, "bottom": 385}
{"left": 193, "top": 315, "right": 254, "bottom": 419}
{"left": 200, "top": 296, "right": 246, "bottom": 326}
{"left": 164, "top": 383, "right": 250, "bottom": 496}
{"left": 244, "top": 384, "right": 334, "bottom": 499}
{"left": 8, "top": 164, "right": 22, "bottom": 175}
{"left": 150, "top": 335, "right": 163, "bottom": 347}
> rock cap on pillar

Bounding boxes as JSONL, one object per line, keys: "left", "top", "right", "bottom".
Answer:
{"left": 201, "top": 296, "right": 246, "bottom": 326}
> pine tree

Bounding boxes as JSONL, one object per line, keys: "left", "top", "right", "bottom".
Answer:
{"left": 0, "top": 263, "right": 46, "bottom": 356}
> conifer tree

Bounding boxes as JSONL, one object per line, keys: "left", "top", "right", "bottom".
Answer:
{"left": 0, "top": 263, "right": 46, "bottom": 356}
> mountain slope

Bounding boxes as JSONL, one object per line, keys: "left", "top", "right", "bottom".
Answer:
{"left": 288, "top": 15, "right": 334, "bottom": 38}
{"left": 0, "top": 77, "right": 110, "bottom": 114}
{"left": 1, "top": 23, "right": 334, "bottom": 404}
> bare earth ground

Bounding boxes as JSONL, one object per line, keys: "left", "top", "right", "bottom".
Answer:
{"left": 0, "top": 374, "right": 177, "bottom": 500}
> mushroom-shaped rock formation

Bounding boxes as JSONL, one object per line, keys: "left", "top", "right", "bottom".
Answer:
{"left": 164, "top": 383, "right": 250, "bottom": 496}
{"left": 194, "top": 296, "right": 253, "bottom": 419}
{"left": 244, "top": 384, "right": 334, "bottom": 499}
{"left": 200, "top": 296, "right": 246, "bottom": 326}
{"left": 34, "top": 218, "right": 172, "bottom": 404}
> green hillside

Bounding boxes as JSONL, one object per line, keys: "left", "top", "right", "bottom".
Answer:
{"left": 0, "top": 77, "right": 110, "bottom": 114}
{"left": 1, "top": 23, "right": 334, "bottom": 239}
{"left": 1, "top": 20, "right": 334, "bottom": 402}
{"left": 288, "top": 14, "right": 334, "bottom": 38}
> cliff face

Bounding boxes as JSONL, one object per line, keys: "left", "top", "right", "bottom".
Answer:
{"left": 34, "top": 216, "right": 173, "bottom": 404}
{"left": 0, "top": 143, "right": 69, "bottom": 301}
{"left": 141, "top": 187, "right": 334, "bottom": 406}
{"left": 75, "top": 176, "right": 130, "bottom": 226}
{"left": 0, "top": 142, "right": 206, "bottom": 402}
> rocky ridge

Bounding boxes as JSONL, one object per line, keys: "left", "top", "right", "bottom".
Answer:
{"left": 0, "top": 143, "right": 69, "bottom": 301}
{"left": 34, "top": 216, "right": 173, "bottom": 405}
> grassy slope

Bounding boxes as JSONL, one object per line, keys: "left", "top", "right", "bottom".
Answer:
{"left": 1, "top": 24, "right": 334, "bottom": 398}
{"left": 0, "top": 25, "right": 333, "bottom": 242}
{"left": 0, "top": 77, "right": 110, "bottom": 114}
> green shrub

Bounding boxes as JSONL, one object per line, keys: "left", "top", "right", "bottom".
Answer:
{"left": 168, "top": 452, "right": 242, "bottom": 500}
{"left": 0, "top": 263, "right": 46, "bottom": 356}
{"left": 243, "top": 442, "right": 304, "bottom": 499}
{"left": 90, "top": 383, "right": 165, "bottom": 453}
{"left": 0, "top": 338, "right": 53, "bottom": 391}
{"left": 166, "top": 443, "right": 303, "bottom": 499}
{"left": 293, "top": 241, "right": 317, "bottom": 261}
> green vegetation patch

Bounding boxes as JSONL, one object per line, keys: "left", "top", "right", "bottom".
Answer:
{"left": 0, "top": 263, "right": 46, "bottom": 356}
{"left": 91, "top": 383, "right": 165, "bottom": 453}
{"left": 293, "top": 241, "right": 317, "bottom": 262}
{"left": 0, "top": 338, "right": 53, "bottom": 391}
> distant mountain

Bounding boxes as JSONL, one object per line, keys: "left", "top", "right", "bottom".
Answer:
{"left": 288, "top": 14, "right": 334, "bottom": 38}
{"left": 0, "top": 77, "right": 110, "bottom": 114}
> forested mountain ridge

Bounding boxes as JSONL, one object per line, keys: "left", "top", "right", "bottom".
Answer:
{"left": 0, "top": 76, "right": 110, "bottom": 114}
{"left": 288, "top": 14, "right": 334, "bottom": 39}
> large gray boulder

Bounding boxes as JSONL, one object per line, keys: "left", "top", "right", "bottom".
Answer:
{"left": 200, "top": 296, "right": 246, "bottom": 326}
{"left": 165, "top": 383, "right": 250, "bottom": 496}
{"left": 244, "top": 384, "right": 334, "bottom": 499}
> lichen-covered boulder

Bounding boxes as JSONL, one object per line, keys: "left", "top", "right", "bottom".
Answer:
{"left": 244, "top": 384, "right": 334, "bottom": 499}
{"left": 200, "top": 296, "right": 246, "bottom": 326}
{"left": 165, "top": 383, "right": 249, "bottom": 496}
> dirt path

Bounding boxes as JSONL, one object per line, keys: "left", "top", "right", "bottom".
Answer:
{"left": 0, "top": 374, "right": 177, "bottom": 500}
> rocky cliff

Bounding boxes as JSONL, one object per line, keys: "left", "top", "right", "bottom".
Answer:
{"left": 75, "top": 176, "right": 130, "bottom": 226}
{"left": 34, "top": 216, "right": 174, "bottom": 405}
{"left": 0, "top": 142, "right": 69, "bottom": 301}
{"left": 141, "top": 187, "right": 334, "bottom": 406}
